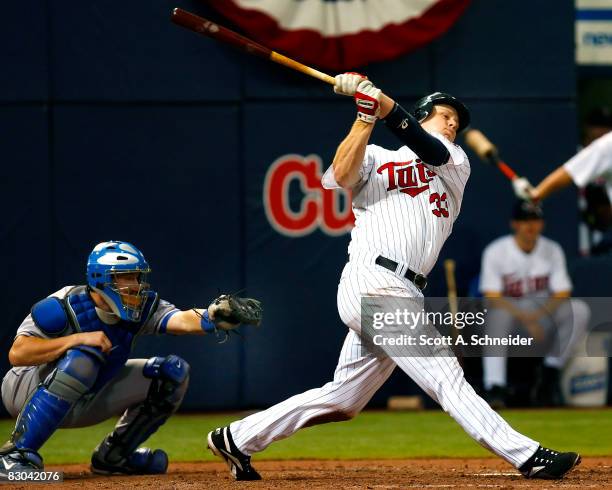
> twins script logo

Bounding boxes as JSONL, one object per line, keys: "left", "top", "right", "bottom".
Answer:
{"left": 264, "top": 154, "right": 354, "bottom": 237}
{"left": 378, "top": 160, "right": 449, "bottom": 218}
{"left": 502, "top": 274, "right": 550, "bottom": 297}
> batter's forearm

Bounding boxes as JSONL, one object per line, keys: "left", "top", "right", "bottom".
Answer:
{"left": 379, "top": 93, "right": 395, "bottom": 119}
{"left": 332, "top": 120, "right": 375, "bottom": 188}
{"left": 532, "top": 167, "right": 574, "bottom": 201}
{"left": 382, "top": 102, "right": 450, "bottom": 165}
{"left": 9, "top": 335, "right": 81, "bottom": 366}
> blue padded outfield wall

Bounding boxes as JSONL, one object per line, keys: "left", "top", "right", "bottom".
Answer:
{"left": 1, "top": 1, "right": 580, "bottom": 411}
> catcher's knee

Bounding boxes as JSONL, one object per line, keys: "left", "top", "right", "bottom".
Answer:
{"left": 47, "top": 346, "right": 104, "bottom": 403}
{"left": 91, "top": 356, "right": 190, "bottom": 467}
{"left": 143, "top": 355, "right": 190, "bottom": 409}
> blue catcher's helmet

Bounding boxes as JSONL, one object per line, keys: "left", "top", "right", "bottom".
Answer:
{"left": 86, "top": 241, "right": 151, "bottom": 322}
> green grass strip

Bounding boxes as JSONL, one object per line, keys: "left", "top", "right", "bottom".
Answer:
{"left": 1, "top": 409, "right": 608, "bottom": 465}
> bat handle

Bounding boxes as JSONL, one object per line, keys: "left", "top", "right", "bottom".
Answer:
{"left": 484, "top": 152, "right": 498, "bottom": 167}
{"left": 497, "top": 162, "right": 518, "bottom": 180}
{"left": 270, "top": 52, "right": 335, "bottom": 85}
{"left": 485, "top": 150, "right": 518, "bottom": 181}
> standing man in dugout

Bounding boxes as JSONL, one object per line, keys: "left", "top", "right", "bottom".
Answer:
{"left": 479, "top": 201, "right": 590, "bottom": 408}
{"left": 512, "top": 108, "right": 612, "bottom": 254}
{"left": 206, "top": 74, "right": 581, "bottom": 481}
{"left": 513, "top": 108, "right": 612, "bottom": 204}
{"left": 0, "top": 240, "right": 262, "bottom": 475}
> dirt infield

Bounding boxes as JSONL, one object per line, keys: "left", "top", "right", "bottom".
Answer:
{"left": 11, "top": 457, "right": 606, "bottom": 489}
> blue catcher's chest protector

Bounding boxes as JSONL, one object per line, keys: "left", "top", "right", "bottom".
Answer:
{"left": 32, "top": 285, "right": 159, "bottom": 391}
{"left": 65, "top": 286, "right": 158, "bottom": 389}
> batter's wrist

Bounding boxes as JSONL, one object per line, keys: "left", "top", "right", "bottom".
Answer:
{"left": 378, "top": 93, "right": 395, "bottom": 118}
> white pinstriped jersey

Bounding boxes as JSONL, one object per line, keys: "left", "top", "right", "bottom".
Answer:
{"left": 230, "top": 133, "right": 540, "bottom": 469}
{"left": 564, "top": 130, "right": 612, "bottom": 201}
{"left": 322, "top": 131, "right": 470, "bottom": 275}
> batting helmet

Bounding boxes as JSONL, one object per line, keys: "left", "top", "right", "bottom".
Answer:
{"left": 87, "top": 240, "right": 151, "bottom": 322}
{"left": 412, "top": 92, "right": 471, "bottom": 133}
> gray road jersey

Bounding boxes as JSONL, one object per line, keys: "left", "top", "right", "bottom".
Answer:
{"left": 11, "top": 286, "right": 179, "bottom": 376}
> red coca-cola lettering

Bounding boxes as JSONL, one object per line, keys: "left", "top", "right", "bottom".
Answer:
{"left": 264, "top": 154, "right": 354, "bottom": 237}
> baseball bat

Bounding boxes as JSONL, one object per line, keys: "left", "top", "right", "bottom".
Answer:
{"left": 444, "top": 259, "right": 459, "bottom": 322}
{"left": 443, "top": 258, "right": 463, "bottom": 365}
{"left": 463, "top": 129, "right": 518, "bottom": 181}
{"left": 171, "top": 8, "right": 335, "bottom": 85}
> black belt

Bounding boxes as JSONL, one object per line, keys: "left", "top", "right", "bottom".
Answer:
{"left": 375, "top": 255, "right": 428, "bottom": 290}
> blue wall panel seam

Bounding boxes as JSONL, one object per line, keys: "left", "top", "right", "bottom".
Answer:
{"left": 238, "top": 61, "right": 247, "bottom": 409}
{"left": 45, "top": 0, "right": 56, "bottom": 290}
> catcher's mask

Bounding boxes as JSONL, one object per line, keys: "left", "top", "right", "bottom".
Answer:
{"left": 412, "top": 92, "right": 471, "bottom": 133}
{"left": 86, "top": 240, "right": 151, "bottom": 322}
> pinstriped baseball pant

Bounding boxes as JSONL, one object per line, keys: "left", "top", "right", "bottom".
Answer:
{"left": 230, "top": 262, "right": 540, "bottom": 468}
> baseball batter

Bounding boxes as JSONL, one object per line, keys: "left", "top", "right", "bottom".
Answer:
{"left": 513, "top": 129, "right": 612, "bottom": 202}
{"left": 207, "top": 74, "right": 581, "bottom": 481}
{"left": 0, "top": 240, "right": 261, "bottom": 476}
{"left": 480, "top": 201, "right": 590, "bottom": 407}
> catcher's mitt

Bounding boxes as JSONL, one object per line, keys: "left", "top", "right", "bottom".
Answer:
{"left": 208, "top": 294, "right": 263, "bottom": 331}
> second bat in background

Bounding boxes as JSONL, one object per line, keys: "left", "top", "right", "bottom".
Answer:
{"left": 463, "top": 129, "right": 518, "bottom": 181}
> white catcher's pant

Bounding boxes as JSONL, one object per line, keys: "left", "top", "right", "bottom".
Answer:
{"left": 231, "top": 259, "right": 539, "bottom": 468}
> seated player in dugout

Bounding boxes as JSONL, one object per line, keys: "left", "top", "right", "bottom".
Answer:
{"left": 0, "top": 241, "right": 261, "bottom": 475}
{"left": 479, "top": 202, "right": 590, "bottom": 408}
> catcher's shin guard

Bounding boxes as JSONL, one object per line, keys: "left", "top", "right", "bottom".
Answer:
{"left": 91, "top": 355, "right": 189, "bottom": 474}
{"left": 3, "top": 346, "right": 103, "bottom": 453}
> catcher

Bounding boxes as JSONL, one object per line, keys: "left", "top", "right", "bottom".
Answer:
{"left": 0, "top": 240, "right": 262, "bottom": 476}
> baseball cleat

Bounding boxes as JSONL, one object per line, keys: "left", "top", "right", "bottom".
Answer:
{"left": 91, "top": 444, "right": 168, "bottom": 475}
{"left": 0, "top": 447, "right": 43, "bottom": 475}
{"left": 519, "top": 446, "right": 581, "bottom": 479}
{"left": 207, "top": 426, "right": 261, "bottom": 481}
